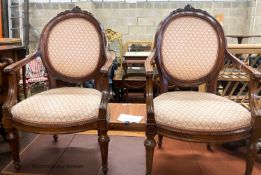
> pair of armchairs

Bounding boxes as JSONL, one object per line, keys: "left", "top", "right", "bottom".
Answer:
{"left": 2, "top": 5, "right": 260, "bottom": 175}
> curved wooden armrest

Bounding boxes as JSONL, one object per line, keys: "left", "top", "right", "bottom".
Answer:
{"left": 226, "top": 49, "right": 261, "bottom": 127}
{"left": 101, "top": 51, "right": 113, "bottom": 74}
{"left": 145, "top": 49, "right": 156, "bottom": 123}
{"left": 146, "top": 83, "right": 154, "bottom": 119}
{"left": 225, "top": 50, "right": 261, "bottom": 80}
{"left": 146, "top": 69, "right": 155, "bottom": 125}
{"left": 2, "top": 51, "right": 40, "bottom": 128}
{"left": 248, "top": 77, "right": 261, "bottom": 130}
{"left": 145, "top": 49, "right": 156, "bottom": 75}
{"left": 4, "top": 51, "right": 40, "bottom": 75}
{"left": 98, "top": 51, "right": 113, "bottom": 122}
{"left": 146, "top": 77, "right": 156, "bottom": 127}
{"left": 97, "top": 90, "right": 109, "bottom": 135}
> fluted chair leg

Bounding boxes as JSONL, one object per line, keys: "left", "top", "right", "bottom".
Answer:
{"left": 157, "top": 135, "right": 163, "bottom": 148}
{"left": 7, "top": 128, "right": 20, "bottom": 170}
{"left": 98, "top": 133, "right": 110, "bottom": 174}
{"left": 144, "top": 136, "right": 156, "bottom": 175}
{"left": 245, "top": 139, "right": 258, "bottom": 175}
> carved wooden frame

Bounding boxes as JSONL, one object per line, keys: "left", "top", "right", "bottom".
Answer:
{"left": 2, "top": 7, "right": 113, "bottom": 173}
{"left": 144, "top": 4, "right": 261, "bottom": 175}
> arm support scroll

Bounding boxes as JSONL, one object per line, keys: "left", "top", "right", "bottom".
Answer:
{"left": 225, "top": 50, "right": 261, "bottom": 80}
{"left": 100, "top": 51, "right": 113, "bottom": 75}
{"left": 98, "top": 50, "right": 114, "bottom": 122}
{"left": 2, "top": 51, "right": 40, "bottom": 128}
{"left": 145, "top": 50, "right": 156, "bottom": 126}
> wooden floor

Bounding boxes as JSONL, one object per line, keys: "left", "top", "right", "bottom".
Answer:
{"left": 1, "top": 134, "right": 261, "bottom": 175}
{"left": 0, "top": 132, "right": 36, "bottom": 172}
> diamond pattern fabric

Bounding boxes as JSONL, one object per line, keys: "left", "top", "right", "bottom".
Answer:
{"left": 11, "top": 87, "right": 101, "bottom": 127}
{"left": 47, "top": 18, "right": 100, "bottom": 78}
{"left": 154, "top": 91, "right": 251, "bottom": 132}
{"left": 162, "top": 17, "right": 219, "bottom": 81}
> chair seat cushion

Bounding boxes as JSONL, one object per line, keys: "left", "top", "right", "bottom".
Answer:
{"left": 11, "top": 87, "right": 101, "bottom": 128}
{"left": 154, "top": 91, "right": 251, "bottom": 132}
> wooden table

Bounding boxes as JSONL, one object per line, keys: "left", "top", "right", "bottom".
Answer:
{"left": 113, "top": 67, "right": 158, "bottom": 102}
{"left": 227, "top": 44, "right": 261, "bottom": 54}
{"left": 0, "top": 38, "right": 22, "bottom": 45}
{"left": 0, "top": 45, "right": 27, "bottom": 98}
{"left": 113, "top": 67, "right": 148, "bottom": 87}
{"left": 122, "top": 51, "right": 151, "bottom": 73}
{"left": 226, "top": 35, "right": 261, "bottom": 44}
{"left": 108, "top": 103, "right": 145, "bottom": 131}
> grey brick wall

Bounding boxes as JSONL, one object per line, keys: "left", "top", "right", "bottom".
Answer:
{"left": 29, "top": 1, "right": 257, "bottom": 51}
{"left": 249, "top": 0, "right": 261, "bottom": 43}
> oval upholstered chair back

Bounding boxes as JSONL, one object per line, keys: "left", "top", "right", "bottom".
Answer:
{"left": 156, "top": 5, "right": 226, "bottom": 87}
{"left": 39, "top": 7, "right": 106, "bottom": 84}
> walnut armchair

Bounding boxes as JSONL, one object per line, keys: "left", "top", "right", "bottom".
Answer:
{"left": 144, "top": 5, "right": 261, "bottom": 175}
{"left": 2, "top": 7, "right": 112, "bottom": 174}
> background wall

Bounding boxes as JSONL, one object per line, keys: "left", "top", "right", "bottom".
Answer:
{"left": 28, "top": 1, "right": 260, "bottom": 51}
{"left": 249, "top": 0, "right": 261, "bottom": 43}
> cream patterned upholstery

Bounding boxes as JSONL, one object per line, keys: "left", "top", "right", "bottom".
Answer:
{"left": 47, "top": 18, "right": 100, "bottom": 78}
{"left": 11, "top": 87, "right": 101, "bottom": 127}
{"left": 162, "top": 17, "right": 219, "bottom": 81}
{"left": 154, "top": 91, "right": 251, "bottom": 132}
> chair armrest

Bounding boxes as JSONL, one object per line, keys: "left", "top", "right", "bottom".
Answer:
{"left": 249, "top": 77, "right": 261, "bottom": 129}
{"left": 97, "top": 90, "right": 109, "bottom": 137}
{"left": 4, "top": 51, "right": 40, "bottom": 75}
{"left": 101, "top": 51, "right": 113, "bottom": 74}
{"left": 225, "top": 50, "right": 261, "bottom": 80}
{"left": 145, "top": 50, "right": 156, "bottom": 126}
{"left": 145, "top": 49, "right": 156, "bottom": 75}
{"left": 2, "top": 51, "right": 40, "bottom": 128}
{"left": 226, "top": 50, "right": 261, "bottom": 128}
{"left": 98, "top": 51, "right": 113, "bottom": 123}
{"left": 146, "top": 70, "right": 157, "bottom": 135}
{"left": 98, "top": 90, "right": 109, "bottom": 120}
{"left": 146, "top": 74, "right": 155, "bottom": 116}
